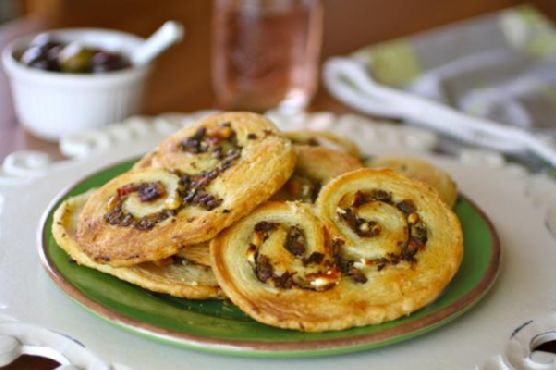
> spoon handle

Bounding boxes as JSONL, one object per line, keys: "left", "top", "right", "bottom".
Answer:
{"left": 132, "top": 21, "right": 184, "bottom": 65}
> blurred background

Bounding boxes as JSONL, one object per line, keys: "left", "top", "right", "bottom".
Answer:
{"left": 1, "top": 0, "right": 556, "bottom": 161}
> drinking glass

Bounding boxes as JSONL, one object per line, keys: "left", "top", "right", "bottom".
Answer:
{"left": 212, "top": 0, "right": 323, "bottom": 113}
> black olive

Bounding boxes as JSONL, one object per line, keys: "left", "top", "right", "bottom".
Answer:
{"left": 19, "top": 34, "right": 131, "bottom": 74}
{"left": 91, "top": 51, "right": 130, "bottom": 73}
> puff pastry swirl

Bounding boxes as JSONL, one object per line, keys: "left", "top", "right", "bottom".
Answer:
{"left": 211, "top": 168, "right": 463, "bottom": 332}
{"left": 53, "top": 190, "right": 223, "bottom": 299}
{"left": 77, "top": 112, "right": 295, "bottom": 266}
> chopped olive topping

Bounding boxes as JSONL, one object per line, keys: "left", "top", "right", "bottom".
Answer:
{"left": 179, "top": 123, "right": 241, "bottom": 163}
{"left": 255, "top": 254, "right": 273, "bottom": 283}
{"left": 135, "top": 218, "right": 156, "bottom": 231}
{"left": 253, "top": 221, "right": 278, "bottom": 243}
{"left": 176, "top": 143, "right": 241, "bottom": 211}
{"left": 250, "top": 224, "right": 336, "bottom": 290}
{"left": 133, "top": 209, "right": 174, "bottom": 231}
{"left": 255, "top": 222, "right": 278, "bottom": 233}
{"left": 104, "top": 145, "right": 240, "bottom": 229}
{"left": 339, "top": 259, "right": 354, "bottom": 274}
{"left": 330, "top": 238, "right": 345, "bottom": 270}
{"left": 328, "top": 238, "right": 368, "bottom": 284}
{"left": 352, "top": 191, "right": 368, "bottom": 207}
{"left": 337, "top": 207, "right": 381, "bottom": 237}
{"left": 272, "top": 271, "right": 294, "bottom": 289}
{"left": 349, "top": 269, "right": 368, "bottom": 284}
{"left": 137, "top": 182, "right": 166, "bottom": 202}
{"left": 254, "top": 252, "right": 295, "bottom": 288}
{"left": 285, "top": 225, "right": 306, "bottom": 257}
{"left": 352, "top": 189, "right": 393, "bottom": 207}
{"left": 333, "top": 190, "right": 429, "bottom": 274}
{"left": 190, "top": 191, "right": 222, "bottom": 210}
{"left": 303, "top": 251, "right": 325, "bottom": 266}
{"left": 386, "top": 252, "right": 401, "bottom": 265}
{"left": 105, "top": 207, "right": 133, "bottom": 226}
{"left": 247, "top": 133, "right": 257, "bottom": 140}
{"left": 104, "top": 182, "right": 177, "bottom": 230}
{"left": 412, "top": 222, "right": 428, "bottom": 242}
{"left": 397, "top": 199, "right": 416, "bottom": 214}
{"left": 180, "top": 127, "right": 208, "bottom": 153}
{"left": 371, "top": 189, "right": 392, "bottom": 202}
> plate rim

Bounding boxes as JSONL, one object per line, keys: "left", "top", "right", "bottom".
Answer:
{"left": 36, "top": 159, "right": 501, "bottom": 357}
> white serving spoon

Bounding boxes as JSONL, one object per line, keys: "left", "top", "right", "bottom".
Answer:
{"left": 131, "top": 21, "right": 185, "bottom": 65}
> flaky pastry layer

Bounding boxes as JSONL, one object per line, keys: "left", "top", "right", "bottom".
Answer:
{"left": 77, "top": 112, "right": 295, "bottom": 266}
{"left": 53, "top": 190, "right": 223, "bottom": 299}
{"left": 211, "top": 169, "right": 463, "bottom": 332}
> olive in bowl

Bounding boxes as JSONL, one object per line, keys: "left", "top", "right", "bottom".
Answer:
{"left": 2, "top": 28, "right": 151, "bottom": 140}
{"left": 18, "top": 33, "right": 132, "bottom": 74}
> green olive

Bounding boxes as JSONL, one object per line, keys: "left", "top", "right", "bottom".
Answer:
{"left": 59, "top": 43, "right": 95, "bottom": 73}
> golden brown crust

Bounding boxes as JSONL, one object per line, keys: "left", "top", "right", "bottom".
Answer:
{"left": 368, "top": 157, "right": 458, "bottom": 208}
{"left": 275, "top": 146, "right": 363, "bottom": 202}
{"left": 77, "top": 112, "right": 296, "bottom": 266}
{"left": 53, "top": 191, "right": 223, "bottom": 299}
{"left": 176, "top": 243, "right": 211, "bottom": 266}
{"left": 131, "top": 149, "right": 159, "bottom": 171}
{"left": 283, "top": 130, "right": 361, "bottom": 158}
{"left": 293, "top": 145, "right": 363, "bottom": 183}
{"left": 211, "top": 169, "right": 463, "bottom": 332}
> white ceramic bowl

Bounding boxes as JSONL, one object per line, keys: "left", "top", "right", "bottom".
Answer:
{"left": 2, "top": 28, "right": 152, "bottom": 141}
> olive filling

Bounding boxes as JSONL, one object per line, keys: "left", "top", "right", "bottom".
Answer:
{"left": 137, "top": 182, "right": 166, "bottom": 201}
{"left": 105, "top": 123, "right": 244, "bottom": 230}
{"left": 335, "top": 189, "right": 429, "bottom": 276}
{"left": 330, "top": 238, "right": 368, "bottom": 284}
{"left": 249, "top": 222, "right": 338, "bottom": 291}
{"left": 105, "top": 181, "right": 177, "bottom": 230}
{"left": 179, "top": 123, "right": 241, "bottom": 161}
{"left": 337, "top": 208, "right": 381, "bottom": 237}
{"left": 285, "top": 225, "right": 306, "bottom": 256}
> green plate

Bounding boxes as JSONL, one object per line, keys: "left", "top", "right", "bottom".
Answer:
{"left": 38, "top": 159, "right": 500, "bottom": 358}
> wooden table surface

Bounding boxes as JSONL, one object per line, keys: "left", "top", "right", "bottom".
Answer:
{"left": 2, "top": 0, "right": 556, "bottom": 163}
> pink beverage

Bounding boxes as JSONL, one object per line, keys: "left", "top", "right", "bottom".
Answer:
{"left": 212, "top": 0, "right": 323, "bottom": 113}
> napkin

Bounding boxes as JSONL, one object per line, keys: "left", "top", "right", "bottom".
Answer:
{"left": 323, "top": 5, "right": 556, "bottom": 166}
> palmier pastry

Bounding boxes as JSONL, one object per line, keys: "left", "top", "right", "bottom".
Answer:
{"left": 367, "top": 157, "right": 458, "bottom": 208}
{"left": 276, "top": 145, "right": 363, "bottom": 202}
{"left": 77, "top": 112, "right": 295, "bottom": 266}
{"left": 211, "top": 169, "right": 463, "bottom": 332}
{"left": 176, "top": 243, "right": 211, "bottom": 267}
{"left": 283, "top": 130, "right": 361, "bottom": 158}
{"left": 53, "top": 191, "right": 222, "bottom": 299}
